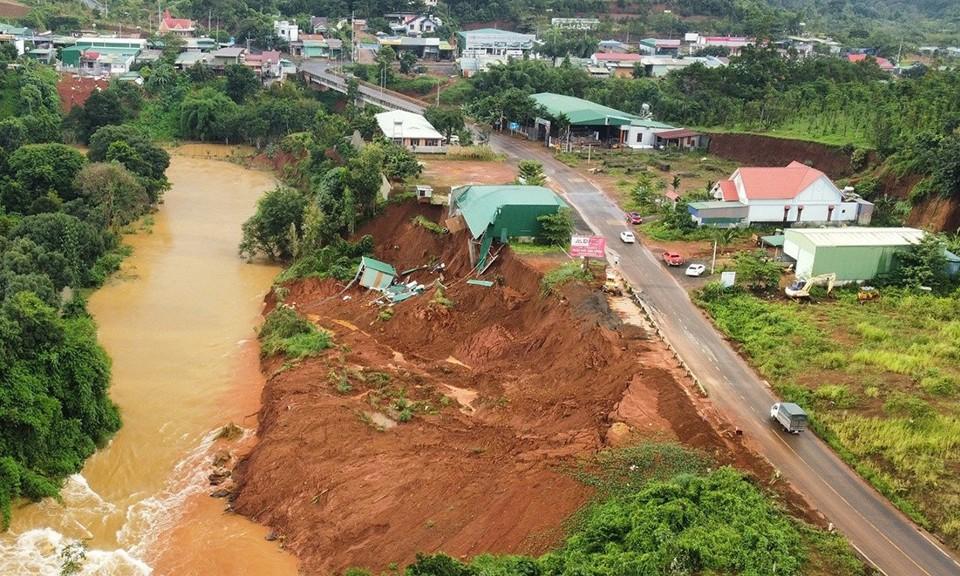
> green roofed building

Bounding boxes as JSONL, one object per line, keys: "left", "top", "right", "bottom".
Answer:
{"left": 450, "top": 185, "right": 567, "bottom": 267}
{"left": 783, "top": 227, "right": 926, "bottom": 282}
{"left": 530, "top": 92, "right": 675, "bottom": 149}
{"left": 358, "top": 257, "right": 397, "bottom": 291}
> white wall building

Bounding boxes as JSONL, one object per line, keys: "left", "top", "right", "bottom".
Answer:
{"left": 375, "top": 110, "right": 446, "bottom": 154}
{"left": 274, "top": 20, "right": 299, "bottom": 43}
{"left": 697, "top": 161, "right": 872, "bottom": 225}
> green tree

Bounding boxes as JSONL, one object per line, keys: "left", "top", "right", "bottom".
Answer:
{"left": 517, "top": 160, "right": 546, "bottom": 186}
{"left": 88, "top": 125, "right": 171, "bottom": 201}
{"left": 224, "top": 64, "right": 260, "bottom": 103}
{"left": 73, "top": 163, "right": 150, "bottom": 230}
{"left": 734, "top": 250, "right": 781, "bottom": 292}
{"left": 239, "top": 187, "right": 308, "bottom": 261}
{"left": 399, "top": 50, "right": 417, "bottom": 74}
{"left": 5, "top": 144, "right": 87, "bottom": 212}
{"left": 630, "top": 171, "right": 664, "bottom": 211}
{"left": 382, "top": 143, "right": 421, "bottom": 181}
{"left": 894, "top": 234, "right": 949, "bottom": 290}
{"left": 423, "top": 106, "right": 465, "bottom": 140}
{"left": 180, "top": 88, "right": 238, "bottom": 141}
{"left": 79, "top": 89, "right": 128, "bottom": 141}
{"left": 375, "top": 45, "right": 396, "bottom": 86}
{"left": 537, "top": 208, "right": 574, "bottom": 246}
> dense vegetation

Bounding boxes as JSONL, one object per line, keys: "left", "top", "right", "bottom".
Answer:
{"left": 0, "top": 63, "right": 170, "bottom": 525}
{"left": 465, "top": 49, "right": 960, "bottom": 206}
{"left": 345, "top": 444, "right": 863, "bottom": 576}
{"left": 696, "top": 279, "right": 960, "bottom": 547}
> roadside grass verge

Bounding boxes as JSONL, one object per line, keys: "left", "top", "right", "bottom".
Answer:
{"left": 540, "top": 261, "right": 592, "bottom": 295}
{"left": 508, "top": 242, "right": 565, "bottom": 256}
{"left": 696, "top": 285, "right": 960, "bottom": 546}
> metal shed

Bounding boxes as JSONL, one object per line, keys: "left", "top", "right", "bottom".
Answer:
{"left": 783, "top": 227, "right": 924, "bottom": 281}
{"left": 450, "top": 185, "right": 567, "bottom": 242}
{"left": 450, "top": 185, "right": 568, "bottom": 267}
{"left": 358, "top": 257, "right": 397, "bottom": 291}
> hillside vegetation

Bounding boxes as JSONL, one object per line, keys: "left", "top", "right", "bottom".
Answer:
{"left": 0, "top": 63, "right": 171, "bottom": 525}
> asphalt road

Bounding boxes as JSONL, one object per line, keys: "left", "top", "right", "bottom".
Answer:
{"left": 489, "top": 134, "right": 960, "bottom": 576}
{"left": 298, "top": 66, "right": 960, "bottom": 575}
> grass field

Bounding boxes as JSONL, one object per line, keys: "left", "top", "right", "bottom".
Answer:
{"left": 700, "top": 124, "right": 873, "bottom": 149}
{"left": 556, "top": 148, "right": 738, "bottom": 208}
{"left": 697, "top": 286, "right": 960, "bottom": 546}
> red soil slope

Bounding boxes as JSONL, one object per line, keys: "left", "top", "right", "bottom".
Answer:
{"left": 232, "top": 202, "right": 813, "bottom": 574}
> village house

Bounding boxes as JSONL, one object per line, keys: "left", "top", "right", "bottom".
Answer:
{"left": 687, "top": 161, "right": 873, "bottom": 226}
{"left": 457, "top": 28, "right": 537, "bottom": 76}
{"left": 244, "top": 50, "right": 281, "bottom": 77}
{"left": 274, "top": 20, "right": 299, "bottom": 43}
{"left": 379, "top": 36, "right": 453, "bottom": 60}
{"left": 309, "top": 16, "right": 329, "bottom": 33}
{"left": 847, "top": 53, "right": 895, "bottom": 72}
{"left": 211, "top": 46, "right": 246, "bottom": 69}
{"left": 375, "top": 110, "right": 446, "bottom": 153}
{"left": 639, "top": 38, "right": 681, "bottom": 56}
{"left": 158, "top": 10, "right": 195, "bottom": 37}
{"left": 590, "top": 52, "right": 642, "bottom": 77}
{"left": 551, "top": 17, "right": 600, "bottom": 30}
{"left": 696, "top": 36, "right": 752, "bottom": 55}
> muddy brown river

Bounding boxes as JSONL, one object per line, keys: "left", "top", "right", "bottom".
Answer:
{"left": 0, "top": 147, "right": 299, "bottom": 575}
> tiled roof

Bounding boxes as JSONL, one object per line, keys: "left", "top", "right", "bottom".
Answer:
{"left": 735, "top": 161, "right": 829, "bottom": 200}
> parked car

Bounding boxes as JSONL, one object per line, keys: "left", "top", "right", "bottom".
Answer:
{"left": 685, "top": 263, "right": 706, "bottom": 277}
{"left": 625, "top": 212, "right": 643, "bottom": 225}
{"left": 619, "top": 231, "right": 636, "bottom": 243}
{"left": 662, "top": 251, "right": 684, "bottom": 266}
{"left": 770, "top": 402, "right": 808, "bottom": 434}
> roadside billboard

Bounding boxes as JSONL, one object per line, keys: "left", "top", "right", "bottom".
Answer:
{"left": 570, "top": 235, "right": 606, "bottom": 258}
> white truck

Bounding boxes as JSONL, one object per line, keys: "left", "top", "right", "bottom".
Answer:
{"left": 770, "top": 402, "right": 808, "bottom": 434}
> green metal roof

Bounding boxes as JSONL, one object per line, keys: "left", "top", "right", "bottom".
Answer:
{"left": 761, "top": 234, "right": 785, "bottom": 247}
{"left": 530, "top": 92, "right": 637, "bottom": 126}
{"left": 453, "top": 185, "right": 567, "bottom": 238}
{"left": 945, "top": 250, "right": 960, "bottom": 263}
{"left": 360, "top": 256, "right": 397, "bottom": 276}
{"left": 62, "top": 45, "right": 141, "bottom": 55}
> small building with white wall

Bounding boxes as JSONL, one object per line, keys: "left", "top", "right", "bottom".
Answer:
{"left": 783, "top": 227, "right": 924, "bottom": 281}
{"left": 375, "top": 110, "right": 446, "bottom": 153}
{"left": 274, "top": 20, "right": 299, "bottom": 43}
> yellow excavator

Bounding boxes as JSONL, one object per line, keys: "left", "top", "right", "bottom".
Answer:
{"left": 785, "top": 273, "right": 836, "bottom": 299}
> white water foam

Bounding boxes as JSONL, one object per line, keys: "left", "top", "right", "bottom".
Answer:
{"left": 0, "top": 425, "right": 253, "bottom": 575}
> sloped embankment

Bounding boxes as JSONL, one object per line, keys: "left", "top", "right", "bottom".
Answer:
{"left": 232, "top": 202, "right": 809, "bottom": 574}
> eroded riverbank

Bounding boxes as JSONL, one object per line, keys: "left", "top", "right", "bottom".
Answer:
{"left": 0, "top": 147, "right": 298, "bottom": 575}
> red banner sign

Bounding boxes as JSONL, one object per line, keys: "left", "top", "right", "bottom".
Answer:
{"left": 570, "top": 235, "right": 606, "bottom": 258}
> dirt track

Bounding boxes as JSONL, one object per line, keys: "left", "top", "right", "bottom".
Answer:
{"left": 232, "top": 202, "right": 813, "bottom": 574}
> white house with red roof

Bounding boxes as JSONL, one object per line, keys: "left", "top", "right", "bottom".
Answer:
{"left": 847, "top": 53, "right": 895, "bottom": 72}
{"left": 158, "top": 10, "right": 195, "bottom": 37}
{"left": 688, "top": 161, "right": 872, "bottom": 226}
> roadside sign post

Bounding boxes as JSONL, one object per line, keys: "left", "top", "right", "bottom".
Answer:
{"left": 570, "top": 235, "right": 606, "bottom": 272}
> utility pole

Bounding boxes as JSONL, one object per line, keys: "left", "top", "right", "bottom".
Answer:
{"left": 435, "top": 76, "right": 440, "bottom": 106}
{"left": 711, "top": 240, "right": 718, "bottom": 274}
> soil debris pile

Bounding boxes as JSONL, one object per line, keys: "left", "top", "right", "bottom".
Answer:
{"left": 233, "top": 202, "right": 804, "bottom": 574}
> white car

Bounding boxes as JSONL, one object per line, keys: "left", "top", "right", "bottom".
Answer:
{"left": 619, "top": 231, "right": 636, "bottom": 244}
{"left": 685, "top": 263, "right": 706, "bottom": 277}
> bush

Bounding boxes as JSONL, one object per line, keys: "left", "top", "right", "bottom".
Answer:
{"left": 412, "top": 215, "right": 446, "bottom": 234}
{"left": 259, "top": 305, "right": 332, "bottom": 359}
{"left": 540, "top": 262, "right": 591, "bottom": 295}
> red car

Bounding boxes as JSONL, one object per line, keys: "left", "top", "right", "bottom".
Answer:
{"left": 662, "top": 251, "right": 685, "bottom": 266}
{"left": 626, "top": 212, "right": 643, "bottom": 225}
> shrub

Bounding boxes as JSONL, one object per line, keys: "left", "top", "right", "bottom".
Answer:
{"left": 816, "top": 351, "right": 848, "bottom": 369}
{"left": 260, "top": 305, "right": 331, "bottom": 359}
{"left": 920, "top": 373, "right": 958, "bottom": 397}
{"left": 412, "top": 215, "right": 446, "bottom": 235}
{"left": 854, "top": 322, "right": 890, "bottom": 342}
{"left": 540, "top": 262, "right": 591, "bottom": 295}
{"left": 815, "top": 384, "right": 857, "bottom": 409}
{"left": 431, "top": 285, "right": 454, "bottom": 308}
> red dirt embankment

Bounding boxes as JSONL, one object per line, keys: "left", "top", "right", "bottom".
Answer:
{"left": 233, "top": 202, "right": 814, "bottom": 574}
{"left": 707, "top": 133, "right": 859, "bottom": 177}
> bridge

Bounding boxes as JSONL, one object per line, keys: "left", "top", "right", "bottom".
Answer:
{"left": 300, "top": 61, "right": 426, "bottom": 115}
